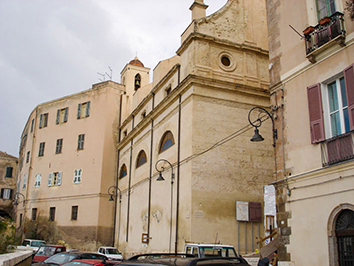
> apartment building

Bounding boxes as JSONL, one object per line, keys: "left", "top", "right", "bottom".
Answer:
{"left": 266, "top": 0, "right": 354, "bottom": 265}
{"left": 16, "top": 81, "right": 124, "bottom": 250}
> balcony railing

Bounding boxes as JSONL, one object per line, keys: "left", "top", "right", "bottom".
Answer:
{"left": 321, "top": 131, "right": 354, "bottom": 167}
{"left": 304, "top": 12, "right": 346, "bottom": 60}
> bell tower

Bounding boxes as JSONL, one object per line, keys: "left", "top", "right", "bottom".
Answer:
{"left": 120, "top": 56, "right": 150, "bottom": 120}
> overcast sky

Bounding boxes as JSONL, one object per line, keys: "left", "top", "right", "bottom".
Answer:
{"left": 0, "top": 0, "right": 227, "bottom": 157}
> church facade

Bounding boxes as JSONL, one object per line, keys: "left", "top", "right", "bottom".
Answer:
{"left": 16, "top": 0, "right": 273, "bottom": 255}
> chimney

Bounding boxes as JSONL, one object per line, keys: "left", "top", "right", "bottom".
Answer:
{"left": 190, "top": 0, "right": 208, "bottom": 21}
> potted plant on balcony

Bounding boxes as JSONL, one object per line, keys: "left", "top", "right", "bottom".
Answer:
{"left": 319, "top": 16, "right": 331, "bottom": 25}
{"left": 303, "top": 26, "right": 315, "bottom": 35}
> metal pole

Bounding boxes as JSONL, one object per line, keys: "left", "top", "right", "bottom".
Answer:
{"left": 245, "top": 222, "right": 247, "bottom": 254}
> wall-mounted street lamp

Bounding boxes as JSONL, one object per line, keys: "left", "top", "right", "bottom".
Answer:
{"left": 108, "top": 186, "right": 122, "bottom": 248}
{"left": 248, "top": 107, "right": 278, "bottom": 147}
{"left": 13, "top": 192, "right": 26, "bottom": 207}
{"left": 155, "top": 159, "right": 175, "bottom": 253}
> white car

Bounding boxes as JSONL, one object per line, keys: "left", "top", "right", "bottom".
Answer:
{"left": 97, "top": 246, "right": 123, "bottom": 260}
{"left": 17, "top": 239, "right": 46, "bottom": 253}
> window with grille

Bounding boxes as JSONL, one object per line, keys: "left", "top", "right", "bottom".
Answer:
{"left": 336, "top": 209, "right": 354, "bottom": 265}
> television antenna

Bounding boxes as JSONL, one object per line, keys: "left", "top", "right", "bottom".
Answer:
{"left": 105, "top": 66, "right": 113, "bottom": 80}
{"left": 97, "top": 72, "right": 105, "bottom": 82}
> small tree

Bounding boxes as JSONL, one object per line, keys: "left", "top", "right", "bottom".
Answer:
{"left": 346, "top": 0, "right": 354, "bottom": 21}
{"left": 0, "top": 217, "right": 19, "bottom": 254}
{"left": 23, "top": 215, "right": 62, "bottom": 244}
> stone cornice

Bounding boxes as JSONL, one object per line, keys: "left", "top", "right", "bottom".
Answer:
{"left": 176, "top": 32, "right": 269, "bottom": 57}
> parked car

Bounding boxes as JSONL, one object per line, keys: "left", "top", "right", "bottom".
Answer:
{"left": 31, "top": 251, "right": 108, "bottom": 266}
{"left": 32, "top": 244, "right": 67, "bottom": 263}
{"left": 184, "top": 243, "right": 238, "bottom": 258}
{"left": 17, "top": 239, "right": 46, "bottom": 253}
{"left": 97, "top": 247, "right": 123, "bottom": 261}
{"left": 62, "top": 259, "right": 116, "bottom": 266}
{"left": 124, "top": 253, "right": 250, "bottom": 266}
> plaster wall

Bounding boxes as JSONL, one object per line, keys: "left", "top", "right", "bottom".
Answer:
{"left": 285, "top": 163, "right": 354, "bottom": 266}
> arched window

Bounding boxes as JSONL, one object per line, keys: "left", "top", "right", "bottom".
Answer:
{"left": 136, "top": 150, "right": 147, "bottom": 168}
{"left": 120, "top": 164, "right": 127, "bottom": 178}
{"left": 335, "top": 209, "right": 354, "bottom": 265}
{"left": 159, "top": 131, "right": 175, "bottom": 153}
{"left": 135, "top": 74, "right": 141, "bottom": 91}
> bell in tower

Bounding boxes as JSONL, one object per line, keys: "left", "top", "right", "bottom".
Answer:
{"left": 135, "top": 74, "right": 141, "bottom": 90}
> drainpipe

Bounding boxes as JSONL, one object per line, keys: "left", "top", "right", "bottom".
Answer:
{"left": 113, "top": 93, "right": 123, "bottom": 247}
{"left": 126, "top": 139, "right": 133, "bottom": 242}
{"left": 147, "top": 92, "right": 155, "bottom": 242}
{"left": 175, "top": 65, "right": 181, "bottom": 253}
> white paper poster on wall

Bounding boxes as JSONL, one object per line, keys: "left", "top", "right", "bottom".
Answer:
{"left": 236, "top": 201, "right": 249, "bottom": 221}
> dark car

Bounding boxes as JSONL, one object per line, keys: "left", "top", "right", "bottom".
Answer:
{"left": 122, "top": 253, "right": 250, "bottom": 266}
{"left": 31, "top": 251, "right": 108, "bottom": 266}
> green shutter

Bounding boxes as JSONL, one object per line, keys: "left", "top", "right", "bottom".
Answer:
{"left": 56, "top": 110, "right": 60, "bottom": 124}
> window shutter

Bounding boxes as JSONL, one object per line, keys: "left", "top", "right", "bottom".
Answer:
{"left": 307, "top": 83, "right": 325, "bottom": 143}
{"left": 5, "top": 167, "right": 13, "bottom": 177}
{"left": 57, "top": 172, "right": 62, "bottom": 185}
{"left": 249, "top": 202, "right": 262, "bottom": 222}
{"left": 86, "top": 101, "right": 91, "bottom": 117}
{"left": 39, "top": 114, "right": 43, "bottom": 128}
{"left": 0, "top": 189, "right": 3, "bottom": 199}
{"left": 56, "top": 110, "right": 60, "bottom": 124}
{"left": 344, "top": 64, "right": 354, "bottom": 131}
{"left": 48, "top": 173, "right": 53, "bottom": 186}
{"left": 78, "top": 169, "right": 82, "bottom": 182}
{"left": 77, "top": 104, "right": 81, "bottom": 119}
{"left": 9, "top": 189, "right": 13, "bottom": 200}
{"left": 64, "top": 108, "right": 69, "bottom": 122}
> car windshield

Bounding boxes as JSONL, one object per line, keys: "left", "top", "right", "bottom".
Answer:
{"left": 106, "top": 248, "right": 120, "bottom": 255}
{"left": 61, "top": 262, "right": 92, "bottom": 266}
{"left": 36, "top": 246, "right": 57, "bottom": 256}
{"left": 45, "top": 253, "right": 77, "bottom": 265}
{"left": 32, "top": 241, "right": 46, "bottom": 247}
{"left": 200, "top": 247, "right": 237, "bottom": 257}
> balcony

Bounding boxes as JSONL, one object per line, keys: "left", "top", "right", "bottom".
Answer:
{"left": 321, "top": 131, "right": 354, "bottom": 167}
{"left": 304, "top": 12, "right": 346, "bottom": 63}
